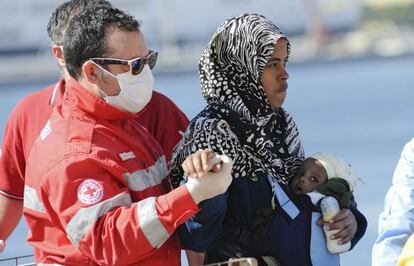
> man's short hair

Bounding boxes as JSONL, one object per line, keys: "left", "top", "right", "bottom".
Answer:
{"left": 47, "top": 0, "right": 112, "bottom": 45}
{"left": 64, "top": 6, "right": 140, "bottom": 78}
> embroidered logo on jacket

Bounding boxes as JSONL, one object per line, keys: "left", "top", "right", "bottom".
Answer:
{"left": 77, "top": 179, "right": 104, "bottom": 204}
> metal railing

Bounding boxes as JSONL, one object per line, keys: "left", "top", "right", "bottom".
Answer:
{"left": 0, "top": 254, "right": 35, "bottom": 266}
{"left": 205, "top": 257, "right": 259, "bottom": 266}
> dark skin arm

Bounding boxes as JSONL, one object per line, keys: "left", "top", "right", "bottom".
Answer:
{"left": 317, "top": 208, "right": 357, "bottom": 244}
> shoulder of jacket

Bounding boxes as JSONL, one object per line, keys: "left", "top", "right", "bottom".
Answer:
{"left": 150, "top": 91, "right": 187, "bottom": 116}
{"left": 64, "top": 112, "right": 96, "bottom": 155}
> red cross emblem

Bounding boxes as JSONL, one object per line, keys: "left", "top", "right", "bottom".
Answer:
{"left": 77, "top": 179, "right": 104, "bottom": 204}
{"left": 84, "top": 186, "right": 97, "bottom": 197}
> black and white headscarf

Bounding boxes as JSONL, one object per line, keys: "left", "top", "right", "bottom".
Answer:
{"left": 170, "top": 14, "right": 304, "bottom": 188}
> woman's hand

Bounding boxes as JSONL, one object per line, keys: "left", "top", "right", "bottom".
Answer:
{"left": 183, "top": 149, "right": 233, "bottom": 204}
{"left": 182, "top": 149, "right": 222, "bottom": 178}
{"left": 318, "top": 208, "right": 357, "bottom": 244}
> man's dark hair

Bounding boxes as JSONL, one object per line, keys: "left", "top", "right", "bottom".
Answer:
{"left": 47, "top": 0, "right": 113, "bottom": 45}
{"left": 63, "top": 6, "right": 140, "bottom": 78}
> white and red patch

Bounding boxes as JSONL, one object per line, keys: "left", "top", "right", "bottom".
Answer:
{"left": 77, "top": 179, "right": 104, "bottom": 205}
{"left": 119, "top": 151, "right": 136, "bottom": 161}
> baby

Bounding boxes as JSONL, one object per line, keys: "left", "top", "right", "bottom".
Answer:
{"left": 289, "top": 152, "right": 361, "bottom": 208}
{"left": 247, "top": 152, "right": 363, "bottom": 264}
{"left": 289, "top": 152, "right": 363, "bottom": 254}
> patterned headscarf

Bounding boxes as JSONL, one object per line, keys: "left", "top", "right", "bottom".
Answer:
{"left": 170, "top": 14, "right": 304, "bottom": 188}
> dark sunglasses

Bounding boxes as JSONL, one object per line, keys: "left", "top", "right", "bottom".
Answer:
{"left": 90, "top": 50, "right": 158, "bottom": 76}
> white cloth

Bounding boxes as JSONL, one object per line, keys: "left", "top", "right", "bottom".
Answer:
{"left": 372, "top": 138, "right": 414, "bottom": 266}
{"left": 307, "top": 191, "right": 326, "bottom": 206}
{"left": 310, "top": 152, "right": 361, "bottom": 191}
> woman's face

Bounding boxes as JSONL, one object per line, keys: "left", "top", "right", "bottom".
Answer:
{"left": 261, "top": 38, "right": 289, "bottom": 108}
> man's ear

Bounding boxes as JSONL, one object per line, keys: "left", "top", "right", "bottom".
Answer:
{"left": 51, "top": 45, "right": 65, "bottom": 68}
{"left": 82, "top": 61, "right": 101, "bottom": 85}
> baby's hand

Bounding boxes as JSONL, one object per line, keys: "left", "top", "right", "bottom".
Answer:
{"left": 317, "top": 208, "right": 357, "bottom": 244}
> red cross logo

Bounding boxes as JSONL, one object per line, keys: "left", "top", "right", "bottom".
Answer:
{"left": 84, "top": 186, "right": 97, "bottom": 197}
{"left": 77, "top": 179, "right": 104, "bottom": 204}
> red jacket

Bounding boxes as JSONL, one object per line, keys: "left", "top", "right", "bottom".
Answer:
{"left": 0, "top": 78, "right": 189, "bottom": 199}
{"left": 138, "top": 90, "right": 189, "bottom": 165}
{"left": 23, "top": 79, "right": 198, "bottom": 265}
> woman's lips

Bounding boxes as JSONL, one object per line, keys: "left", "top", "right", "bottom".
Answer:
{"left": 278, "top": 83, "right": 288, "bottom": 92}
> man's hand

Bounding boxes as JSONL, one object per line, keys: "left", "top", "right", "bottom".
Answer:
{"left": 317, "top": 208, "right": 357, "bottom": 244}
{"left": 183, "top": 149, "right": 233, "bottom": 204}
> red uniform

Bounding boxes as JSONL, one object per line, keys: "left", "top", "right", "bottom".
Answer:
{"left": 23, "top": 79, "right": 198, "bottom": 265}
{"left": 138, "top": 88, "right": 189, "bottom": 165}
{"left": 0, "top": 78, "right": 188, "bottom": 199}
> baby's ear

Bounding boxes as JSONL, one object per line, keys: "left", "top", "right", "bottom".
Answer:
{"left": 288, "top": 172, "right": 300, "bottom": 187}
{"left": 289, "top": 171, "right": 300, "bottom": 181}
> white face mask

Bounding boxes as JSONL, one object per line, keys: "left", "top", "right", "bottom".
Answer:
{"left": 94, "top": 63, "right": 154, "bottom": 113}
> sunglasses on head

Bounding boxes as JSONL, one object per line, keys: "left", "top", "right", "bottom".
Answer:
{"left": 90, "top": 50, "right": 158, "bottom": 76}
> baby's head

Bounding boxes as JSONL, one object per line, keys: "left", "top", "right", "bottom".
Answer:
{"left": 290, "top": 152, "right": 358, "bottom": 194}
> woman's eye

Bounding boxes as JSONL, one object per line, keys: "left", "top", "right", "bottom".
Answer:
{"left": 266, "top": 62, "right": 278, "bottom": 68}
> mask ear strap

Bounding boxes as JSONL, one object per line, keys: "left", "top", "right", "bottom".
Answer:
{"left": 89, "top": 60, "right": 117, "bottom": 79}
{"left": 88, "top": 61, "right": 114, "bottom": 99}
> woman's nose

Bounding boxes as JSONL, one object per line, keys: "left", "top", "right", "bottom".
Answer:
{"left": 279, "top": 68, "right": 289, "bottom": 81}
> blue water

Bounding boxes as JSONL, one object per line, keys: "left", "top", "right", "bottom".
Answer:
{"left": 0, "top": 55, "right": 413, "bottom": 265}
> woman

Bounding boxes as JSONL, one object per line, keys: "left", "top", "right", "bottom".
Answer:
{"left": 170, "top": 14, "right": 367, "bottom": 265}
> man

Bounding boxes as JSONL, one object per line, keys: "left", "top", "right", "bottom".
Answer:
{"left": 0, "top": 0, "right": 188, "bottom": 251}
{"left": 23, "top": 6, "right": 232, "bottom": 265}
{"left": 373, "top": 138, "right": 414, "bottom": 266}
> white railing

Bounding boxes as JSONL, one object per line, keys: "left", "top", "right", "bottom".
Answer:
{"left": 0, "top": 254, "right": 34, "bottom": 266}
